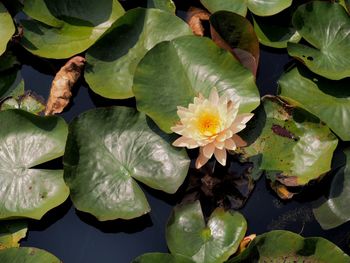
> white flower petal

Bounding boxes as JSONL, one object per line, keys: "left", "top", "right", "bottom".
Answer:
{"left": 171, "top": 124, "right": 184, "bottom": 134}
{"left": 214, "top": 148, "right": 227, "bottom": 166}
{"left": 224, "top": 138, "right": 236, "bottom": 151}
{"left": 230, "top": 113, "right": 254, "bottom": 133}
{"left": 202, "top": 143, "right": 215, "bottom": 158}
{"left": 216, "top": 141, "right": 225, "bottom": 149}
{"left": 209, "top": 87, "right": 219, "bottom": 105}
{"left": 232, "top": 134, "right": 247, "bottom": 147}
{"left": 196, "top": 151, "right": 210, "bottom": 169}
{"left": 173, "top": 136, "right": 199, "bottom": 148}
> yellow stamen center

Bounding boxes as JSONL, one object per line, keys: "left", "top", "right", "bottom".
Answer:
{"left": 197, "top": 111, "right": 221, "bottom": 136}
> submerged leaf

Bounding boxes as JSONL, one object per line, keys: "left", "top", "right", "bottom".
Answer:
{"left": 288, "top": 2, "right": 350, "bottom": 80}
{"left": 0, "top": 110, "right": 69, "bottom": 220}
{"left": 166, "top": 201, "right": 247, "bottom": 263}
{"left": 313, "top": 149, "right": 350, "bottom": 230}
{"left": 228, "top": 230, "right": 350, "bottom": 262}
{"left": 132, "top": 253, "right": 195, "bottom": 263}
{"left": 239, "top": 96, "right": 338, "bottom": 186}
{"left": 133, "top": 35, "right": 260, "bottom": 133}
{"left": 85, "top": 8, "right": 191, "bottom": 99}
{"left": 21, "top": 0, "right": 125, "bottom": 58}
{"left": 64, "top": 107, "right": 190, "bottom": 221}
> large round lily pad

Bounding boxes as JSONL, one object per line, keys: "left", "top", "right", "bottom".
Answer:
{"left": 278, "top": 66, "right": 350, "bottom": 141}
{"left": 288, "top": 2, "right": 350, "bottom": 80}
{"left": 21, "top": 0, "right": 125, "bottom": 58}
{"left": 313, "top": 149, "right": 350, "bottom": 230}
{"left": 0, "top": 247, "right": 61, "bottom": 262}
{"left": 228, "top": 230, "right": 350, "bottom": 262}
{"left": 133, "top": 35, "right": 260, "bottom": 133}
{"left": 200, "top": 0, "right": 292, "bottom": 17}
{"left": 63, "top": 107, "right": 190, "bottom": 221}
{"left": 85, "top": 8, "right": 191, "bottom": 99}
{"left": 166, "top": 201, "right": 247, "bottom": 263}
{"left": 239, "top": 96, "right": 338, "bottom": 186}
{"left": 133, "top": 253, "right": 195, "bottom": 263}
{"left": 0, "top": 109, "right": 69, "bottom": 220}
{"left": 0, "top": 3, "right": 15, "bottom": 56}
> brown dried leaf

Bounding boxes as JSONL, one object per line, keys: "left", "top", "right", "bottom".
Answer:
{"left": 270, "top": 181, "right": 295, "bottom": 199}
{"left": 45, "top": 56, "right": 85, "bottom": 115}
{"left": 238, "top": 234, "right": 256, "bottom": 253}
{"left": 187, "top": 7, "right": 210, "bottom": 36}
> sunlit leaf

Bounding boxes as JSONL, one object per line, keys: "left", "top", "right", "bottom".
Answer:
{"left": 147, "top": 0, "right": 176, "bottom": 13}
{"left": 0, "top": 221, "right": 27, "bottom": 249}
{"left": 288, "top": 2, "right": 350, "bottom": 80}
{"left": 0, "top": 247, "right": 61, "bottom": 262}
{"left": 0, "top": 3, "right": 15, "bottom": 56}
{"left": 133, "top": 35, "right": 260, "bottom": 133}
{"left": 64, "top": 107, "right": 190, "bottom": 221}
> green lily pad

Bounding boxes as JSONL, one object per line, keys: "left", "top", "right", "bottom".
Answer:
{"left": 85, "top": 8, "right": 191, "bottom": 99}
{"left": 200, "top": 0, "right": 292, "bottom": 17}
{"left": 228, "top": 230, "right": 350, "bottom": 262}
{"left": 0, "top": 247, "right": 61, "bottom": 262}
{"left": 0, "top": 3, "right": 15, "bottom": 56}
{"left": 1, "top": 92, "right": 45, "bottom": 115}
{"left": 0, "top": 53, "right": 23, "bottom": 101}
{"left": 288, "top": 2, "right": 350, "bottom": 80}
{"left": 313, "top": 149, "right": 350, "bottom": 230}
{"left": 253, "top": 13, "right": 301, "bottom": 48}
{"left": 147, "top": 0, "right": 176, "bottom": 13}
{"left": 133, "top": 35, "right": 260, "bottom": 133}
{"left": 132, "top": 253, "right": 195, "bottom": 263}
{"left": 239, "top": 96, "right": 338, "bottom": 186}
{"left": 210, "top": 11, "right": 260, "bottom": 76}
{"left": 166, "top": 201, "right": 247, "bottom": 263}
{"left": 0, "top": 221, "right": 27, "bottom": 249}
{"left": 0, "top": 109, "right": 69, "bottom": 220}
{"left": 21, "top": 0, "right": 125, "bottom": 59}
{"left": 63, "top": 107, "right": 190, "bottom": 221}
{"left": 278, "top": 66, "right": 350, "bottom": 141}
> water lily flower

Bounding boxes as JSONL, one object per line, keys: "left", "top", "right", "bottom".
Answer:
{"left": 171, "top": 88, "right": 253, "bottom": 169}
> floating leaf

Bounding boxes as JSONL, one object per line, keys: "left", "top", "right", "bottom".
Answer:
{"left": 0, "top": 247, "right": 61, "bottom": 262}
{"left": 239, "top": 96, "right": 338, "bottom": 186}
{"left": 0, "top": 221, "right": 27, "bottom": 249}
{"left": 0, "top": 53, "right": 23, "bottom": 101}
{"left": 64, "top": 107, "right": 190, "bottom": 221}
{"left": 288, "top": 2, "right": 350, "bottom": 80}
{"left": 1, "top": 92, "right": 46, "bottom": 115}
{"left": 85, "top": 8, "right": 191, "bottom": 99}
{"left": 313, "top": 149, "right": 350, "bottom": 230}
{"left": 253, "top": 13, "right": 301, "bottom": 48}
{"left": 278, "top": 66, "right": 350, "bottom": 141}
{"left": 166, "top": 201, "right": 247, "bottom": 263}
{"left": 210, "top": 11, "right": 260, "bottom": 76}
{"left": 200, "top": 0, "right": 292, "bottom": 17}
{"left": 133, "top": 35, "right": 260, "bottom": 133}
{"left": 133, "top": 253, "right": 195, "bottom": 263}
{"left": 147, "top": 0, "right": 176, "bottom": 13}
{"left": 21, "top": 0, "right": 125, "bottom": 58}
{"left": 228, "top": 230, "right": 350, "bottom": 262}
{"left": 0, "top": 3, "right": 15, "bottom": 56}
{"left": 0, "top": 110, "right": 69, "bottom": 220}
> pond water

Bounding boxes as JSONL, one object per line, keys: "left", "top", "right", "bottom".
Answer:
{"left": 7, "top": 1, "right": 350, "bottom": 262}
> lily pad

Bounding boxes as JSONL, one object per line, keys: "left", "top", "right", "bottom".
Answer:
{"left": 210, "top": 11, "right": 260, "bottom": 76}
{"left": 0, "top": 247, "right": 61, "bottom": 262}
{"left": 200, "top": 0, "right": 292, "bottom": 17}
{"left": 63, "top": 107, "right": 190, "bottom": 221}
{"left": 239, "top": 96, "right": 338, "bottom": 186}
{"left": 228, "top": 230, "right": 350, "bottom": 262}
{"left": 133, "top": 253, "right": 195, "bottom": 263}
{"left": 253, "top": 13, "right": 301, "bottom": 48}
{"left": 133, "top": 35, "right": 260, "bottom": 133}
{"left": 147, "top": 0, "right": 176, "bottom": 13}
{"left": 21, "top": 0, "right": 125, "bottom": 58}
{"left": 1, "top": 92, "right": 45, "bottom": 115}
{"left": 85, "top": 8, "right": 191, "bottom": 99}
{"left": 0, "top": 221, "right": 27, "bottom": 249}
{"left": 313, "top": 149, "right": 350, "bottom": 230}
{"left": 166, "top": 201, "right": 247, "bottom": 263}
{"left": 278, "top": 66, "right": 350, "bottom": 141}
{"left": 0, "top": 3, "right": 15, "bottom": 56}
{"left": 0, "top": 53, "right": 23, "bottom": 101}
{"left": 288, "top": 2, "right": 350, "bottom": 80}
{"left": 0, "top": 109, "right": 69, "bottom": 220}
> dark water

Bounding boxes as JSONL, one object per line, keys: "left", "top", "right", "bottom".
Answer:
{"left": 7, "top": 1, "right": 350, "bottom": 262}
{"left": 16, "top": 46, "right": 350, "bottom": 262}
